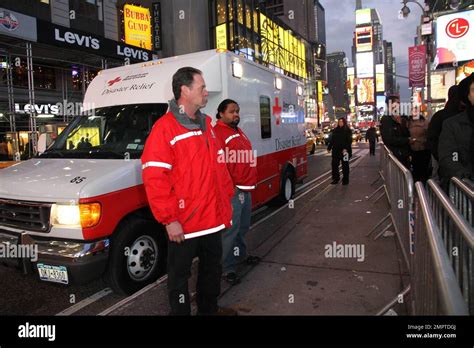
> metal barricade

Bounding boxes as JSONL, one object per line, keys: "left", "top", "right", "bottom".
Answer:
{"left": 449, "top": 178, "right": 474, "bottom": 227}
{"left": 368, "top": 145, "right": 414, "bottom": 272}
{"left": 412, "top": 182, "right": 469, "bottom": 315}
{"left": 426, "top": 179, "right": 474, "bottom": 313}
{"left": 372, "top": 144, "right": 472, "bottom": 315}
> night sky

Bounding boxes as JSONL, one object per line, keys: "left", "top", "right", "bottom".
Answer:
{"left": 320, "top": 0, "right": 422, "bottom": 102}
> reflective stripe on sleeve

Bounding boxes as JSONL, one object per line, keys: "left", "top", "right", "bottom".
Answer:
{"left": 236, "top": 185, "right": 256, "bottom": 190}
{"left": 184, "top": 224, "right": 226, "bottom": 239}
{"left": 142, "top": 161, "right": 173, "bottom": 170}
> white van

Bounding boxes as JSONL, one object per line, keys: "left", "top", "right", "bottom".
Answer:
{"left": 0, "top": 49, "right": 307, "bottom": 294}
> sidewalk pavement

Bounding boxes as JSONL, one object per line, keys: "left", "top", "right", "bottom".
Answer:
{"left": 104, "top": 149, "right": 408, "bottom": 316}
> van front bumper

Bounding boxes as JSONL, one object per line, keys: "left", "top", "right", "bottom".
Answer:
{"left": 0, "top": 229, "right": 109, "bottom": 285}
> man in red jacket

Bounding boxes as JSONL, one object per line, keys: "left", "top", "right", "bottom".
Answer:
{"left": 141, "top": 67, "right": 235, "bottom": 315}
{"left": 214, "top": 99, "right": 260, "bottom": 285}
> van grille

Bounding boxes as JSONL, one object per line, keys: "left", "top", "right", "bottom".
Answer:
{"left": 0, "top": 199, "right": 51, "bottom": 232}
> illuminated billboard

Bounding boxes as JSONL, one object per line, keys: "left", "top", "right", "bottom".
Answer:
{"left": 260, "top": 14, "right": 307, "bottom": 79}
{"left": 357, "top": 78, "right": 374, "bottom": 105}
{"left": 124, "top": 4, "right": 152, "bottom": 50}
{"left": 435, "top": 10, "right": 474, "bottom": 65}
{"left": 347, "top": 67, "right": 355, "bottom": 95}
{"left": 216, "top": 23, "right": 227, "bottom": 50}
{"left": 431, "top": 70, "right": 456, "bottom": 101}
{"left": 376, "top": 64, "right": 385, "bottom": 92}
{"left": 376, "top": 95, "right": 386, "bottom": 117}
{"left": 355, "top": 26, "right": 373, "bottom": 52}
{"left": 456, "top": 60, "right": 474, "bottom": 83}
{"left": 356, "top": 9, "right": 371, "bottom": 25}
{"left": 356, "top": 52, "right": 374, "bottom": 78}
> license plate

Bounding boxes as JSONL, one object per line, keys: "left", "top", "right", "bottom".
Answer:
{"left": 37, "top": 263, "right": 69, "bottom": 285}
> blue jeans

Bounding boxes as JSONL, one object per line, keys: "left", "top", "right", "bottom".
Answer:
{"left": 221, "top": 188, "right": 252, "bottom": 274}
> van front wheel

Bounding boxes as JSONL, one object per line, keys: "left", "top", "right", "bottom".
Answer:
{"left": 275, "top": 169, "right": 295, "bottom": 205}
{"left": 105, "top": 218, "right": 166, "bottom": 295}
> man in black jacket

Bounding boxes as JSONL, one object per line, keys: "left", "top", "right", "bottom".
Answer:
{"left": 365, "top": 126, "right": 379, "bottom": 156}
{"left": 380, "top": 95, "right": 413, "bottom": 167}
{"left": 327, "top": 117, "right": 352, "bottom": 185}
{"left": 438, "top": 74, "right": 474, "bottom": 191}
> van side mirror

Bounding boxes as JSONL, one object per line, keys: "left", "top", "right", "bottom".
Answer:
{"left": 37, "top": 133, "right": 47, "bottom": 154}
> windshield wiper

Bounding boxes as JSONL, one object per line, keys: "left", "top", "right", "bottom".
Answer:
{"left": 38, "top": 149, "right": 65, "bottom": 158}
{"left": 87, "top": 149, "right": 129, "bottom": 159}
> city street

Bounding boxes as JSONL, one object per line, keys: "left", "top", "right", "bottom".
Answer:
{"left": 0, "top": 143, "right": 370, "bottom": 316}
{"left": 0, "top": 0, "right": 473, "bottom": 345}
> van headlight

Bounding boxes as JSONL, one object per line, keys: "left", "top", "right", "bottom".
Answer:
{"left": 51, "top": 203, "right": 101, "bottom": 228}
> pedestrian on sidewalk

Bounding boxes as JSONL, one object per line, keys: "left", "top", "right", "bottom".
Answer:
{"left": 327, "top": 117, "right": 352, "bottom": 185}
{"left": 214, "top": 99, "right": 260, "bottom": 286}
{"left": 438, "top": 74, "right": 474, "bottom": 192}
{"left": 380, "top": 95, "right": 414, "bottom": 168}
{"left": 408, "top": 106, "right": 431, "bottom": 183}
{"left": 141, "top": 67, "right": 236, "bottom": 315}
{"left": 365, "top": 126, "right": 379, "bottom": 156}
{"left": 426, "top": 85, "right": 462, "bottom": 180}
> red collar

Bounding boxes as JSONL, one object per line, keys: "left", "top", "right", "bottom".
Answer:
{"left": 216, "top": 120, "right": 239, "bottom": 132}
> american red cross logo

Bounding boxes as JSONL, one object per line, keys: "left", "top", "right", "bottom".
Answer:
{"left": 273, "top": 97, "right": 282, "bottom": 126}
{"left": 108, "top": 77, "right": 122, "bottom": 86}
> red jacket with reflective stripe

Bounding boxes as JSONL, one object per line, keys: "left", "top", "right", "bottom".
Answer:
{"left": 141, "top": 111, "right": 234, "bottom": 239}
{"left": 213, "top": 120, "right": 258, "bottom": 191}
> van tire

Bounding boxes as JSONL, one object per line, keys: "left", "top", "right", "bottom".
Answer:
{"left": 275, "top": 169, "right": 295, "bottom": 205}
{"left": 104, "top": 218, "right": 166, "bottom": 295}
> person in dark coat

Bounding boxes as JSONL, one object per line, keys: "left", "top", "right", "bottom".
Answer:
{"left": 365, "top": 126, "right": 379, "bottom": 156}
{"left": 380, "top": 95, "right": 414, "bottom": 168}
{"left": 438, "top": 74, "right": 474, "bottom": 191}
{"left": 427, "top": 85, "right": 462, "bottom": 161}
{"left": 327, "top": 117, "right": 352, "bottom": 185}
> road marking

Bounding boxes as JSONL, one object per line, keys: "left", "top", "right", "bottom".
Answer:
{"left": 251, "top": 205, "right": 268, "bottom": 216}
{"left": 55, "top": 288, "right": 113, "bottom": 316}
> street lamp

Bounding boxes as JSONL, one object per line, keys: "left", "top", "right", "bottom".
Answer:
{"left": 400, "top": 0, "right": 433, "bottom": 117}
{"left": 449, "top": 0, "right": 461, "bottom": 10}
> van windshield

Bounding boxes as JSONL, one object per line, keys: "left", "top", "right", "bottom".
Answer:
{"left": 38, "top": 104, "right": 168, "bottom": 159}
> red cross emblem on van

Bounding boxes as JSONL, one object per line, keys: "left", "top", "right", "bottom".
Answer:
{"left": 273, "top": 97, "right": 282, "bottom": 126}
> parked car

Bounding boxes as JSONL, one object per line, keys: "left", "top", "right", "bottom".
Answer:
{"left": 322, "top": 127, "right": 332, "bottom": 145}
{"left": 352, "top": 129, "right": 362, "bottom": 142}
{"left": 314, "top": 130, "right": 326, "bottom": 145}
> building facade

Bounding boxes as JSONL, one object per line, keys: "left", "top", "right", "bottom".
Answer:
{"left": 350, "top": 5, "right": 397, "bottom": 122}
{"left": 327, "top": 52, "right": 349, "bottom": 118}
{"left": 0, "top": 0, "right": 156, "bottom": 160}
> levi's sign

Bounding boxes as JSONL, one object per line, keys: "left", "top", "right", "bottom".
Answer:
{"left": 37, "top": 20, "right": 151, "bottom": 62}
{"left": 54, "top": 28, "right": 100, "bottom": 50}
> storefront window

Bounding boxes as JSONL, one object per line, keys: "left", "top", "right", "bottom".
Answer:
{"left": 11, "top": 63, "right": 56, "bottom": 90}
{"left": 246, "top": 3, "right": 252, "bottom": 30}
{"left": 253, "top": 10, "right": 259, "bottom": 33}
{"left": 217, "top": 0, "right": 226, "bottom": 24}
{"left": 228, "top": 0, "right": 233, "bottom": 21}
{"left": 229, "top": 21, "right": 234, "bottom": 47}
{"left": 237, "top": 0, "right": 244, "bottom": 25}
{"left": 71, "top": 68, "right": 98, "bottom": 91}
